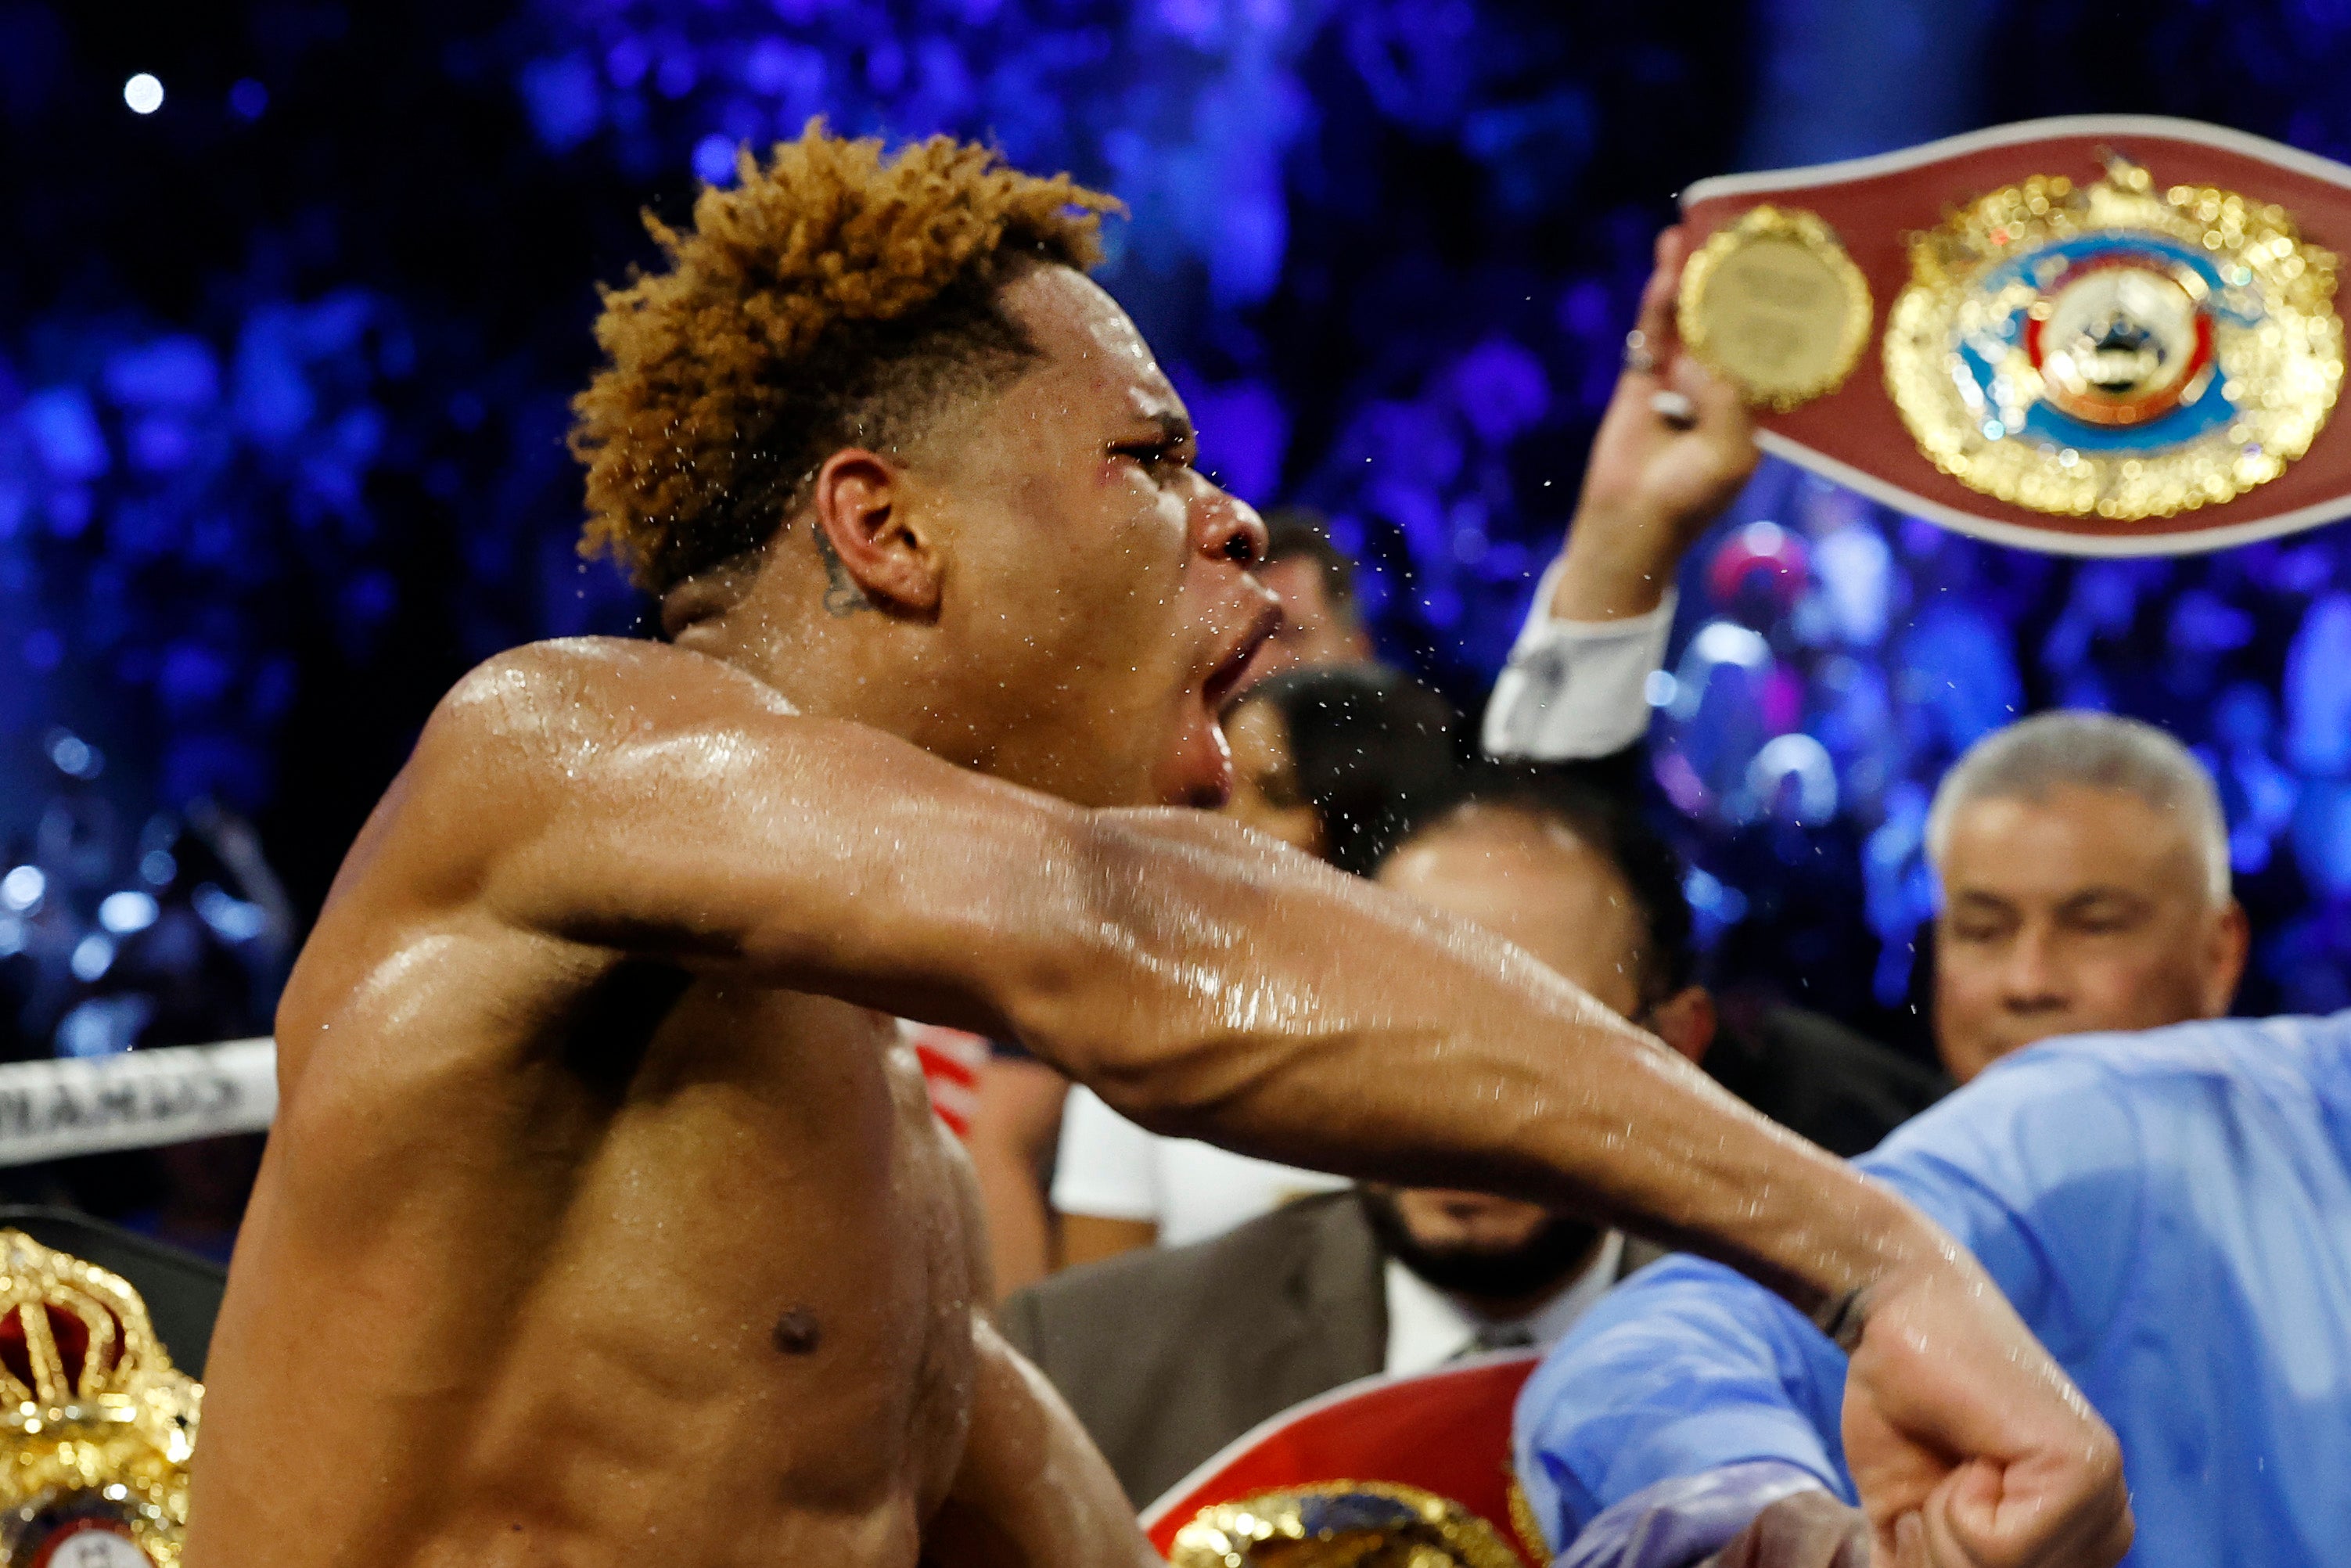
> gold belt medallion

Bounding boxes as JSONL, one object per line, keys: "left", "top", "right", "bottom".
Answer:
{"left": 1883, "top": 155, "right": 2346, "bottom": 519}
{"left": 1678, "top": 204, "right": 1875, "bottom": 411}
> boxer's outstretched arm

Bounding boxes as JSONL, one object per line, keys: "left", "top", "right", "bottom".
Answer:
{"left": 414, "top": 638, "right": 2125, "bottom": 1566}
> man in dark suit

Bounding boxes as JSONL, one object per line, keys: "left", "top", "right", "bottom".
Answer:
{"left": 1001, "top": 770, "right": 1722, "bottom": 1507}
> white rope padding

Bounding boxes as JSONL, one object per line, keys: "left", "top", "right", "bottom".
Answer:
{"left": 0, "top": 1039, "right": 278, "bottom": 1167}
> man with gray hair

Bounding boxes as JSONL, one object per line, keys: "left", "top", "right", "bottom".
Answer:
{"left": 1922, "top": 710, "right": 2246, "bottom": 1083}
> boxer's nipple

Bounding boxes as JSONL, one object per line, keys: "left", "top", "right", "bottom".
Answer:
{"left": 772, "top": 1306, "right": 823, "bottom": 1356}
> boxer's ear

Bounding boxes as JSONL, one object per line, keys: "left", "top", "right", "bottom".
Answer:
{"left": 808, "top": 448, "right": 943, "bottom": 620}
{"left": 1647, "top": 985, "right": 1717, "bottom": 1065}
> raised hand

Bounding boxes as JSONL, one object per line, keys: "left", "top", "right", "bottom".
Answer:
{"left": 1550, "top": 225, "right": 1760, "bottom": 622}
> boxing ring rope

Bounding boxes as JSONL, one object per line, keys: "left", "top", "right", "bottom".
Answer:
{"left": 0, "top": 1040, "right": 278, "bottom": 1167}
{"left": 0, "top": 1023, "right": 973, "bottom": 1165}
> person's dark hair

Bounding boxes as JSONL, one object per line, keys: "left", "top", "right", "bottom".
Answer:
{"left": 1384, "top": 762, "right": 1698, "bottom": 1008}
{"left": 571, "top": 124, "right": 1120, "bottom": 595}
{"left": 1235, "top": 666, "right": 1457, "bottom": 877}
{"left": 1260, "top": 507, "right": 1357, "bottom": 614}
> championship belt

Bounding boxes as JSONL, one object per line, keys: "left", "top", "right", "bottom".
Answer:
{"left": 1677, "top": 116, "right": 2351, "bottom": 555}
{"left": 0, "top": 1232, "right": 200, "bottom": 1567}
{"left": 1140, "top": 1352, "right": 1549, "bottom": 1568}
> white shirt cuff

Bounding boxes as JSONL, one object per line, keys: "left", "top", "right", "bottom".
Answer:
{"left": 1480, "top": 556, "right": 1677, "bottom": 761}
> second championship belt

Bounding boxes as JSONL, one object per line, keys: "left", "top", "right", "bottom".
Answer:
{"left": 1141, "top": 1352, "right": 1552, "bottom": 1568}
{"left": 1677, "top": 115, "right": 2351, "bottom": 556}
{"left": 0, "top": 1230, "right": 202, "bottom": 1567}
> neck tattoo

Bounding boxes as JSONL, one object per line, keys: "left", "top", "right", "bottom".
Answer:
{"left": 814, "top": 530, "right": 873, "bottom": 617}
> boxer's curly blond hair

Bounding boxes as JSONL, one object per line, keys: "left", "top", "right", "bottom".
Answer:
{"left": 571, "top": 123, "right": 1120, "bottom": 593}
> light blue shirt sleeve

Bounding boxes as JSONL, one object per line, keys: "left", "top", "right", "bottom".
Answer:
{"left": 1515, "top": 1041, "right": 2152, "bottom": 1553}
{"left": 1862, "top": 1045, "right": 2148, "bottom": 1368}
{"left": 1514, "top": 1255, "right": 1852, "bottom": 1541}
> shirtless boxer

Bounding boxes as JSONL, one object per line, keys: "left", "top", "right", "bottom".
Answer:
{"left": 184, "top": 128, "right": 2127, "bottom": 1568}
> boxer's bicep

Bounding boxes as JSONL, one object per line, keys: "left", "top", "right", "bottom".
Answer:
{"left": 921, "top": 1314, "right": 1158, "bottom": 1568}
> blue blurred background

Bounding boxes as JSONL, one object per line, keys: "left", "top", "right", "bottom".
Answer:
{"left": 7, "top": 0, "right": 2351, "bottom": 1095}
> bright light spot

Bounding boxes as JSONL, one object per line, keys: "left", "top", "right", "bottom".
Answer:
{"left": 1749, "top": 732, "right": 1840, "bottom": 825}
{"left": 139, "top": 849, "right": 177, "bottom": 886}
{"left": 124, "top": 73, "right": 165, "bottom": 114}
{"left": 193, "top": 883, "right": 267, "bottom": 942}
{"left": 1691, "top": 619, "right": 1771, "bottom": 671}
{"left": 0, "top": 866, "right": 44, "bottom": 913}
{"left": 56, "top": 996, "right": 149, "bottom": 1058}
{"left": 1644, "top": 669, "right": 1680, "bottom": 708}
{"left": 70, "top": 933, "right": 116, "bottom": 983}
{"left": 692, "top": 133, "right": 738, "bottom": 186}
{"left": 45, "top": 730, "right": 99, "bottom": 779}
{"left": 99, "top": 890, "right": 160, "bottom": 935}
{"left": 1684, "top": 866, "right": 1749, "bottom": 925}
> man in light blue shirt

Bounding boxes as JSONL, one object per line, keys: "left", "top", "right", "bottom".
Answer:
{"left": 1516, "top": 1010, "right": 2351, "bottom": 1567}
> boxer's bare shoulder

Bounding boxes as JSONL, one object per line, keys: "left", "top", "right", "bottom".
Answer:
{"left": 186, "top": 638, "right": 996, "bottom": 1568}
{"left": 304, "top": 634, "right": 800, "bottom": 954}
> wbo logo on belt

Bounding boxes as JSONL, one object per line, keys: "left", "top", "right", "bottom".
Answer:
{"left": 1677, "top": 116, "right": 2351, "bottom": 556}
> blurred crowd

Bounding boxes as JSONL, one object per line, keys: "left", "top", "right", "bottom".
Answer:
{"left": 0, "top": 727, "right": 291, "bottom": 1260}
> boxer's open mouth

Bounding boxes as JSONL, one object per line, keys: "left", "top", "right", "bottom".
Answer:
{"left": 1202, "top": 601, "right": 1280, "bottom": 712}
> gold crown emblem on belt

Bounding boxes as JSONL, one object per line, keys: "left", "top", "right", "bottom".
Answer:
{"left": 0, "top": 1230, "right": 200, "bottom": 1567}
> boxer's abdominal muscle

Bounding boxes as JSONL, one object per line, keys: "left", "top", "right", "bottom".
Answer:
{"left": 189, "top": 931, "right": 982, "bottom": 1568}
